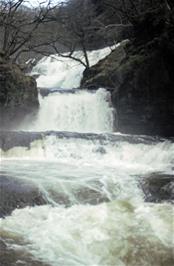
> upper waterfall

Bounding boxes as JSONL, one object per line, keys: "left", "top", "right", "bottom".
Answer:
{"left": 31, "top": 46, "right": 117, "bottom": 88}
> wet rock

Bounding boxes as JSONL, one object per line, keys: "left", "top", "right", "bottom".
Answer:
{"left": 0, "top": 175, "right": 47, "bottom": 218}
{"left": 0, "top": 56, "right": 39, "bottom": 130}
{"left": 0, "top": 130, "right": 167, "bottom": 152}
{"left": 0, "top": 131, "right": 43, "bottom": 151}
{"left": 48, "top": 188, "right": 109, "bottom": 206}
{"left": 0, "top": 238, "right": 48, "bottom": 266}
{"left": 75, "top": 187, "right": 109, "bottom": 205}
{"left": 141, "top": 173, "right": 174, "bottom": 203}
{"left": 94, "top": 146, "right": 106, "bottom": 154}
{"left": 0, "top": 239, "right": 7, "bottom": 251}
{"left": 39, "top": 87, "right": 77, "bottom": 97}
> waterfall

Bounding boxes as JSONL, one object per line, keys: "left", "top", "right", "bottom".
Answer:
{"left": 0, "top": 44, "right": 173, "bottom": 266}
{"left": 31, "top": 46, "right": 116, "bottom": 89}
{"left": 19, "top": 45, "right": 118, "bottom": 132}
{"left": 20, "top": 89, "right": 114, "bottom": 132}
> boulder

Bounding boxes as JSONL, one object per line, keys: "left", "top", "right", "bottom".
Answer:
{"left": 0, "top": 175, "right": 47, "bottom": 218}
{"left": 141, "top": 173, "right": 174, "bottom": 203}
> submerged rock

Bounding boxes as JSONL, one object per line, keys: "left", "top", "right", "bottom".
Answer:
{"left": 141, "top": 173, "right": 174, "bottom": 203}
{"left": 47, "top": 186, "right": 109, "bottom": 206}
{"left": 0, "top": 238, "right": 48, "bottom": 266}
{"left": 0, "top": 175, "right": 47, "bottom": 218}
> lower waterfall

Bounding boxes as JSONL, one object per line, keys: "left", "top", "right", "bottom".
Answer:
{"left": 19, "top": 89, "right": 114, "bottom": 132}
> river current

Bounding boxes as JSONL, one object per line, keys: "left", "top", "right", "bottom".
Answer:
{"left": 0, "top": 46, "right": 174, "bottom": 266}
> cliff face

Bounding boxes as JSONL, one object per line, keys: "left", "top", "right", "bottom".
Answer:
{"left": 0, "top": 55, "right": 39, "bottom": 129}
{"left": 82, "top": 7, "right": 174, "bottom": 137}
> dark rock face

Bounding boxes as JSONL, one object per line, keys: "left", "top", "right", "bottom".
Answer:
{"left": 113, "top": 43, "right": 174, "bottom": 136}
{"left": 0, "top": 175, "right": 47, "bottom": 218}
{"left": 0, "top": 57, "right": 39, "bottom": 129}
{"left": 81, "top": 3, "right": 174, "bottom": 137}
{"left": 141, "top": 173, "right": 174, "bottom": 203}
{"left": 82, "top": 42, "right": 127, "bottom": 90}
{"left": 81, "top": 39, "right": 174, "bottom": 136}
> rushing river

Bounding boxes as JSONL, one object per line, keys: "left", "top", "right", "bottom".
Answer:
{"left": 0, "top": 47, "right": 174, "bottom": 266}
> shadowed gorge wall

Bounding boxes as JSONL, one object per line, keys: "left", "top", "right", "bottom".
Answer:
{"left": 81, "top": 2, "right": 174, "bottom": 136}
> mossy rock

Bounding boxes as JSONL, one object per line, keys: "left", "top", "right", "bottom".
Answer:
{"left": 0, "top": 61, "right": 38, "bottom": 108}
{"left": 0, "top": 55, "right": 39, "bottom": 129}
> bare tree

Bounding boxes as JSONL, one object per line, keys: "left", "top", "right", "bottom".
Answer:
{"left": 3, "top": 0, "right": 168, "bottom": 69}
{"left": 0, "top": 0, "right": 57, "bottom": 61}
{"left": 0, "top": 0, "right": 99, "bottom": 69}
{"left": 0, "top": 0, "right": 133, "bottom": 68}
{"left": 99, "top": 0, "right": 171, "bottom": 25}
{"left": 95, "top": 0, "right": 174, "bottom": 43}
{"left": 35, "top": 0, "right": 99, "bottom": 70}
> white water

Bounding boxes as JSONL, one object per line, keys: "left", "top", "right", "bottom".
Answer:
{"left": 32, "top": 46, "right": 116, "bottom": 88}
{"left": 20, "top": 89, "right": 114, "bottom": 132}
{"left": 1, "top": 134, "right": 174, "bottom": 265}
{"left": 1, "top": 202, "right": 173, "bottom": 266}
{"left": 1, "top": 45, "right": 174, "bottom": 266}
{"left": 1, "top": 135, "right": 174, "bottom": 206}
{"left": 1, "top": 135, "right": 174, "bottom": 172}
{"left": 19, "top": 45, "right": 116, "bottom": 132}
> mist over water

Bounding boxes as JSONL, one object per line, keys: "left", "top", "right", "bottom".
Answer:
{"left": 0, "top": 46, "right": 174, "bottom": 266}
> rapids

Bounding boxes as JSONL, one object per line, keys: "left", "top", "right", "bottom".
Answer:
{"left": 1, "top": 202, "right": 173, "bottom": 266}
{"left": 0, "top": 46, "right": 174, "bottom": 266}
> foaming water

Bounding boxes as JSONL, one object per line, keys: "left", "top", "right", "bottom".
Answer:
{"left": 1, "top": 134, "right": 174, "bottom": 206}
{"left": 1, "top": 201, "right": 173, "bottom": 266}
{"left": 1, "top": 133, "right": 173, "bottom": 170}
{"left": 20, "top": 89, "right": 114, "bottom": 132}
{"left": 32, "top": 46, "right": 116, "bottom": 88}
{"left": 1, "top": 137, "right": 174, "bottom": 266}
